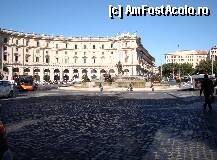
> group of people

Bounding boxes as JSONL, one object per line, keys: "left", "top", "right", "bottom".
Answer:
{"left": 200, "top": 74, "right": 217, "bottom": 113}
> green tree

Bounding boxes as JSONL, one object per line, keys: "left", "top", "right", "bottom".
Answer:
{"left": 159, "top": 63, "right": 179, "bottom": 78}
{"left": 159, "top": 63, "right": 193, "bottom": 78}
{"left": 179, "top": 63, "right": 194, "bottom": 76}
{"left": 194, "top": 60, "right": 217, "bottom": 76}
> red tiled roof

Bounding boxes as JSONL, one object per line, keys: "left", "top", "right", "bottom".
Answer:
{"left": 196, "top": 50, "right": 208, "bottom": 55}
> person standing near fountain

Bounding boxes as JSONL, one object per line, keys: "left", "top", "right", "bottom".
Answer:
{"left": 99, "top": 82, "right": 103, "bottom": 95}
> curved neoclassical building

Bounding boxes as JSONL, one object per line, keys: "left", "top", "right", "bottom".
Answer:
{"left": 0, "top": 28, "right": 155, "bottom": 81}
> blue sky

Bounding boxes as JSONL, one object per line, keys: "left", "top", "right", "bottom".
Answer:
{"left": 1, "top": 0, "right": 217, "bottom": 66}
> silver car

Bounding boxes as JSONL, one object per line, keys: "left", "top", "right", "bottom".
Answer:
{"left": 0, "top": 80, "right": 14, "bottom": 98}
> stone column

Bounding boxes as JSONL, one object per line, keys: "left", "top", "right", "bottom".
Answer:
{"left": 87, "top": 68, "right": 92, "bottom": 80}
{"left": 8, "top": 66, "right": 13, "bottom": 80}
{"left": 131, "top": 66, "right": 137, "bottom": 76}
{"left": 29, "top": 67, "right": 34, "bottom": 77}
{"left": 50, "top": 68, "right": 54, "bottom": 82}
{"left": 59, "top": 67, "right": 63, "bottom": 81}
{"left": 78, "top": 68, "right": 82, "bottom": 79}
{"left": 39, "top": 67, "right": 43, "bottom": 82}
{"left": 69, "top": 68, "right": 73, "bottom": 81}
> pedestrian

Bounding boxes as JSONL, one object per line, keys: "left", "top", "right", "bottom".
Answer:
{"left": 200, "top": 74, "right": 214, "bottom": 113}
{"left": 0, "top": 121, "right": 13, "bottom": 160}
{"left": 99, "top": 82, "right": 103, "bottom": 95}
{"left": 150, "top": 83, "right": 154, "bottom": 91}
{"left": 128, "top": 83, "right": 133, "bottom": 92}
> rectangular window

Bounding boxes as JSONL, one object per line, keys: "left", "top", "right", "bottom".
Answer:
{"left": 102, "top": 52, "right": 104, "bottom": 55}
{"left": 65, "top": 51, "right": 67, "bottom": 55}
{"left": 4, "top": 38, "right": 7, "bottom": 43}
{"left": 75, "top": 52, "right": 77, "bottom": 55}
{"left": 16, "top": 48, "right": 18, "bottom": 52}
{"left": 56, "top": 58, "right": 59, "bottom": 63}
{"left": 75, "top": 44, "right": 77, "bottom": 49}
{"left": 46, "top": 51, "right": 48, "bottom": 53}
{"left": 102, "top": 44, "right": 104, "bottom": 49}
{"left": 111, "top": 44, "right": 113, "bottom": 48}
{"left": 93, "top": 59, "right": 96, "bottom": 63}
{"left": 46, "top": 43, "right": 49, "bottom": 47}
{"left": 26, "top": 40, "right": 29, "bottom": 46}
{"left": 3, "top": 54, "right": 7, "bottom": 61}
{"left": 93, "top": 45, "right": 95, "bottom": 49}
{"left": 25, "top": 57, "right": 28, "bottom": 63}
{"left": 74, "top": 59, "right": 77, "bottom": 63}
{"left": 84, "top": 52, "right": 86, "bottom": 56}
{"left": 26, "top": 49, "right": 29, "bottom": 52}
{"left": 37, "top": 41, "right": 40, "bottom": 47}
{"left": 56, "top": 51, "right": 58, "bottom": 54}
{"left": 84, "top": 59, "right": 86, "bottom": 63}
{"left": 66, "top": 43, "right": 68, "bottom": 48}
{"left": 36, "top": 57, "right": 39, "bottom": 62}
{"left": 84, "top": 45, "right": 86, "bottom": 49}
{"left": 16, "top": 40, "right": 18, "bottom": 45}
{"left": 56, "top": 44, "right": 58, "bottom": 48}
{"left": 111, "top": 52, "right": 113, "bottom": 54}
{"left": 15, "top": 55, "right": 18, "bottom": 62}
{"left": 3, "top": 46, "right": 7, "bottom": 51}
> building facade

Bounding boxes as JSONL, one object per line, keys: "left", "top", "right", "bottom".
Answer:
{"left": 165, "top": 50, "right": 208, "bottom": 68}
{"left": 208, "top": 46, "right": 217, "bottom": 61}
{"left": 0, "top": 28, "right": 155, "bottom": 81}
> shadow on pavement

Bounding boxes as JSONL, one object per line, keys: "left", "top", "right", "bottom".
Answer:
{"left": 0, "top": 94, "right": 217, "bottom": 159}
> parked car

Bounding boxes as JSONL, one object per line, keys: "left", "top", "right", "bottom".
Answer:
{"left": 0, "top": 80, "right": 14, "bottom": 98}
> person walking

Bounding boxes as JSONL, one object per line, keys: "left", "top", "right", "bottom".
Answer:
{"left": 200, "top": 74, "right": 214, "bottom": 113}
{"left": 0, "top": 121, "right": 13, "bottom": 160}
{"left": 99, "top": 82, "right": 103, "bottom": 95}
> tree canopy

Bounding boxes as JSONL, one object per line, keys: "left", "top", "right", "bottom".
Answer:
{"left": 194, "top": 60, "right": 217, "bottom": 75}
{"left": 159, "top": 63, "right": 193, "bottom": 78}
{"left": 159, "top": 60, "right": 217, "bottom": 78}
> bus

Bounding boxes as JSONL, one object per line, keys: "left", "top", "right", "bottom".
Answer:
{"left": 15, "top": 75, "right": 38, "bottom": 91}
{"left": 180, "top": 74, "right": 215, "bottom": 90}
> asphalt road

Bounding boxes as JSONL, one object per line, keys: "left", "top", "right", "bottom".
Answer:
{"left": 0, "top": 89, "right": 217, "bottom": 160}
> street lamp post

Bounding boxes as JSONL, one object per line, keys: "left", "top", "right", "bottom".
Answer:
{"left": 172, "top": 67, "right": 174, "bottom": 79}
{"left": 211, "top": 51, "right": 214, "bottom": 76}
{"left": 160, "top": 64, "right": 162, "bottom": 79}
{"left": 0, "top": 40, "right": 3, "bottom": 70}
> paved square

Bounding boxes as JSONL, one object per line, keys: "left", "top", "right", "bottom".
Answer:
{"left": 1, "top": 90, "right": 217, "bottom": 160}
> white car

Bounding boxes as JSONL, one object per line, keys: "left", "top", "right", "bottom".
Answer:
{"left": 0, "top": 80, "right": 14, "bottom": 98}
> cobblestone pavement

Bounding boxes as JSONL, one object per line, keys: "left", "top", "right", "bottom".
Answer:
{"left": 0, "top": 90, "right": 217, "bottom": 160}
